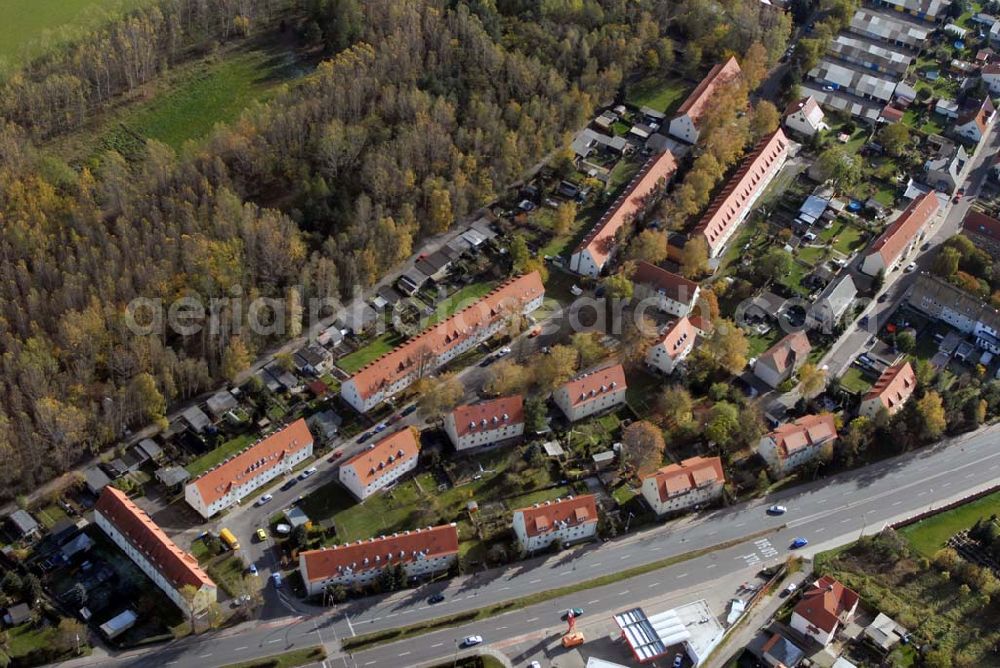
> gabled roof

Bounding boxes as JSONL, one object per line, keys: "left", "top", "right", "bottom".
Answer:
{"left": 694, "top": 129, "right": 790, "bottom": 254}
{"left": 560, "top": 364, "right": 627, "bottom": 407}
{"left": 347, "top": 273, "right": 544, "bottom": 402}
{"left": 96, "top": 487, "right": 215, "bottom": 591}
{"left": 963, "top": 209, "right": 1000, "bottom": 242}
{"left": 784, "top": 96, "right": 825, "bottom": 125}
{"left": 766, "top": 413, "right": 837, "bottom": 457}
{"left": 758, "top": 331, "right": 811, "bottom": 375}
{"left": 189, "top": 419, "right": 314, "bottom": 507}
{"left": 864, "top": 361, "right": 916, "bottom": 411}
{"left": 675, "top": 57, "right": 742, "bottom": 125}
{"left": 449, "top": 396, "right": 524, "bottom": 438}
{"left": 866, "top": 191, "right": 939, "bottom": 266}
{"left": 646, "top": 456, "right": 725, "bottom": 501}
{"left": 652, "top": 317, "right": 697, "bottom": 361}
{"left": 632, "top": 261, "right": 699, "bottom": 306}
{"left": 793, "top": 576, "right": 859, "bottom": 634}
{"left": 341, "top": 428, "right": 420, "bottom": 488}
{"left": 574, "top": 151, "right": 678, "bottom": 268}
{"left": 300, "top": 524, "right": 459, "bottom": 583}
{"left": 514, "top": 495, "right": 598, "bottom": 537}
{"left": 956, "top": 97, "right": 995, "bottom": 134}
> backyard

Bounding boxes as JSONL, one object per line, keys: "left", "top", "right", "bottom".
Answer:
{"left": 838, "top": 366, "right": 873, "bottom": 395}
{"left": 337, "top": 330, "right": 407, "bottom": 374}
{"left": 900, "top": 488, "right": 1000, "bottom": 557}
{"left": 185, "top": 432, "right": 256, "bottom": 477}
{"left": 624, "top": 75, "right": 691, "bottom": 114}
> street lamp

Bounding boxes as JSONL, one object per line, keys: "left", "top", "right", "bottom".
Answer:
{"left": 453, "top": 638, "right": 460, "bottom": 668}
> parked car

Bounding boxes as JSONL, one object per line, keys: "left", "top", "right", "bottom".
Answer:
{"left": 673, "top": 653, "right": 685, "bottom": 668}
{"left": 271, "top": 572, "right": 283, "bottom": 588}
{"left": 275, "top": 523, "right": 292, "bottom": 535}
{"left": 256, "top": 494, "right": 273, "bottom": 507}
{"left": 328, "top": 451, "right": 343, "bottom": 463}
{"left": 401, "top": 405, "right": 417, "bottom": 416}
{"left": 905, "top": 262, "right": 917, "bottom": 273}
{"left": 790, "top": 537, "right": 809, "bottom": 549}
{"left": 280, "top": 479, "right": 298, "bottom": 492}
{"left": 389, "top": 413, "right": 403, "bottom": 423}
{"left": 374, "top": 422, "right": 388, "bottom": 433}
{"left": 767, "top": 505, "right": 787, "bottom": 515}
{"left": 783, "top": 582, "right": 798, "bottom": 596}
{"left": 428, "top": 593, "right": 445, "bottom": 604}
{"left": 299, "top": 467, "right": 318, "bottom": 480}
{"left": 255, "top": 528, "right": 267, "bottom": 542}
{"left": 357, "top": 431, "right": 372, "bottom": 443}
{"left": 248, "top": 563, "right": 258, "bottom": 576}
{"left": 561, "top": 607, "right": 584, "bottom": 619}
{"left": 461, "top": 635, "right": 483, "bottom": 647}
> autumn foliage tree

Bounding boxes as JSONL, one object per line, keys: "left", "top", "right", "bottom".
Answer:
{"left": 621, "top": 421, "right": 666, "bottom": 475}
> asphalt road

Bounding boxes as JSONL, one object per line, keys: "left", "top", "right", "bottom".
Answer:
{"left": 92, "top": 421, "right": 1000, "bottom": 668}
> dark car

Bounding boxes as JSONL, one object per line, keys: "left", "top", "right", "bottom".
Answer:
{"left": 561, "top": 608, "right": 584, "bottom": 620}
{"left": 428, "top": 593, "right": 445, "bottom": 604}
{"left": 389, "top": 413, "right": 403, "bottom": 423}
{"left": 357, "top": 431, "right": 372, "bottom": 443}
{"left": 401, "top": 405, "right": 417, "bottom": 416}
{"left": 280, "top": 479, "right": 298, "bottom": 492}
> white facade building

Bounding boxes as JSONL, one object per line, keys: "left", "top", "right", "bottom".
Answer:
{"left": 552, "top": 364, "right": 627, "bottom": 422}
{"left": 646, "top": 317, "right": 696, "bottom": 375}
{"left": 339, "top": 428, "right": 420, "bottom": 501}
{"left": 512, "top": 495, "right": 599, "bottom": 553}
{"left": 758, "top": 413, "right": 837, "bottom": 478}
{"left": 443, "top": 396, "right": 524, "bottom": 450}
{"left": 640, "top": 457, "right": 725, "bottom": 517}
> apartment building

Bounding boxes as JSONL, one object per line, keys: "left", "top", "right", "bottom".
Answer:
{"left": 640, "top": 456, "right": 725, "bottom": 516}
{"left": 95, "top": 487, "right": 216, "bottom": 615}
{"left": 443, "top": 396, "right": 525, "bottom": 450}
{"left": 298, "top": 524, "right": 459, "bottom": 595}
{"left": 861, "top": 191, "right": 939, "bottom": 276}
{"left": 859, "top": 361, "right": 916, "bottom": 418}
{"left": 758, "top": 413, "right": 838, "bottom": 477}
{"left": 552, "top": 364, "right": 627, "bottom": 422}
{"left": 512, "top": 495, "right": 599, "bottom": 552}
{"left": 631, "top": 261, "right": 700, "bottom": 317}
{"left": 339, "top": 428, "right": 420, "bottom": 501}
{"left": 668, "top": 57, "right": 742, "bottom": 144}
{"left": 569, "top": 151, "right": 678, "bottom": 277}
{"left": 693, "top": 129, "right": 790, "bottom": 258}
{"left": 753, "top": 331, "right": 812, "bottom": 389}
{"left": 341, "top": 272, "right": 545, "bottom": 412}
{"left": 184, "top": 419, "right": 314, "bottom": 519}
{"left": 646, "top": 317, "right": 697, "bottom": 375}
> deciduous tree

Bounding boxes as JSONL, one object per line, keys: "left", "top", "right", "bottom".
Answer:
{"left": 621, "top": 421, "right": 666, "bottom": 475}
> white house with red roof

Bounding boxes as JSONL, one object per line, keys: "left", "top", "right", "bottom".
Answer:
{"left": 341, "top": 273, "right": 544, "bottom": 412}
{"left": 646, "top": 317, "right": 697, "bottom": 375}
{"left": 640, "top": 456, "right": 725, "bottom": 516}
{"left": 860, "top": 361, "right": 916, "bottom": 418}
{"left": 669, "top": 57, "right": 742, "bottom": 144}
{"left": 982, "top": 62, "right": 1000, "bottom": 94}
{"left": 552, "top": 364, "right": 627, "bottom": 422}
{"left": 791, "top": 576, "right": 860, "bottom": 646}
{"left": 955, "top": 97, "right": 996, "bottom": 143}
{"left": 758, "top": 413, "right": 838, "bottom": 477}
{"left": 512, "top": 495, "right": 599, "bottom": 552}
{"left": 184, "top": 419, "right": 314, "bottom": 519}
{"left": 693, "top": 129, "right": 790, "bottom": 258}
{"left": 96, "top": 487, "right": 217, "bottom": 614}
{"left": 298, "top": 524, "right": 459, "bottom": 595}
{"left": 444, "top": 396, "right": 524, "bottom": 450}
{"left": 962, "top": 209, "right": 1000, "bottom": 259}
{"left": 569, "top": 152, "right": 678, "bottom": 278}
{"left": 861, "top": 192, "right": 939, "bottom": 276}
{"left": 784, "top": 96, "right": 827, "bottom": 137}
{"left": 753, "top": 330, "right": 812, "bottom": 389}
{"left": 339, "top": 428, "right": 421, "bottom": 501}
{"left": 631, "top": 261, "right": 700, "bottom": 317}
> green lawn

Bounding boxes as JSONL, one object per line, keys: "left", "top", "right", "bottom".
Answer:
{"left": 337, "top": 330, "right": 407, "bottom": 374}
{"left": 6, "top": 622, "right": 53, "bottom": 658}
{"left": 796, "top": 245, "right": 827, "bottom": 266}
{"left": 34, "top": 502, "right": 69, "bottom": 529}
{"left": 425, "top": 281, "right": 497, "bottom": 326}
{"left": 900, "top": 489, "right": 1000, "bottom": 557}
{"left": 185, "top": 432, "right": 255, "bottom": 477}
{"left": 838, "top": 366, "right": 873, "bottom": 394}
{"left": 776, "top": 261, "right": 810, "bottom": 297}
{"left": 122, "top": 48, "right": 293, "bottom": 149}
{"left": 747, "top": 328, "right": 781, "bottom": 358}
{"left": 505, "top": 486, "right": 575, "bottom": 509}
{"left": 823, "top": 222, "right": 865, "bottom": 255}
{"left": 0, "top": 0, "right": 153, "bottom": 72}
{"left": 625, "top": 75, "right": 691, "bottom": 113}
{"left": 205, "top": 551, "right": 247, "bottom": 597}
{"left": 607, "top": 159, "right": 642, "bottom": 192}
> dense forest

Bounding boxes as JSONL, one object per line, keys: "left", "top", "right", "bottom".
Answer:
{"left": 0, "top": 0, "right": 790, "bottom": 496}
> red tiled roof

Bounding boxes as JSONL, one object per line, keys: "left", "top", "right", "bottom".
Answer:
{"left": 347, "top": 273, "right": 544, "bottom": 402}
{"left": 632, "top": 261, "right": 699, "bottom": 306}
{"left": 963, "top": 209, "right": 1000, "bottom": 243}
{"left": 694, "top": 129, "right": 789, "bottom": 254}
{"left": 514, "top": 495, "right": 598, "bottom": 537}
{"left": 767, "top": 413, "right": 837, "bottom": 457}
{"left": 867, "top": 192, "right": 939, "bottom": 267}
{"left": 784, "top": 96, "right": 821, "bottom": 120}
{"left": 957, "top": 98, "right": 995, "bottom": 134}
{"left": 880, "top": 105, "right": 905, "bottom": 123}
{"left": 647, "top": 456, "right": 725, "bottom": 501}
{"left": 190, "top": 419, "right": 313, "bottom": 507}
{"left": 574, "top": 152, "right": 678, "bottom": 267}
{"left": 984, "top": 63, "right": 1000, "bottom": 75}
{"left": 300, "top": 524, "right": 459, "bottom": 583}
{"left": 759, "top": 331, "right": 811, "bottom": 375}
{"left": 864, "top": 361, "right": 915, "bottom": 412}
{"left": 793, "top": 576, "right": 859, "bottom": 634}
{"left": 449, "top": 396, "right": 524, "bottom": 438}
{"left": 689, "top": 315, "right": 713, "bottom": 334}
{"left": 676, "top": 57, "right": 742, "bottom": 124}
{"left": 342, "top": 428, "right": 420, "bottom": 488}
{"left": 96, "top": 487, "right": 215, "bottom": 591}
{"left": 561, "top": 364, "right": 627, "bottom": 407}
{"left": 653, "top": 317, "right": 697, "bottom": 361}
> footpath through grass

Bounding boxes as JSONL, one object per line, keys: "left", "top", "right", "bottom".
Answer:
{"left": 341, "top": 526, "right": 782, "bottom": 652}
{"left": 218, "top": 646, "right": 325, "bottom": 668}
{"left": 900, "top": 488, "right": 1000, "bottom": 556}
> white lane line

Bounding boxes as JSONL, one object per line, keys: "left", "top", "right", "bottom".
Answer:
{"left": 198, "top": 653, "right": 213, "bottom": 658}
{"left": 166, "top": 662, "right": 178, "bottom": 666}
{"left": 386, "top": 613, "right": 398, "bottom": 618}
{"left": 526, "top": 617, "right": 539, "bottom": 623}
{"left": 432, "top": 643, "right": 444, "bottom": 648}
{"left": 991, "top": 464, "right": 999, "bottom": 470}
{"left": 708, "top": 531, "right": 718, "bottom": 536}
{"left": 815, "top": 528, "right": 825, "bottom": 534}
{"left": 268, "top": 639, "right": 281, "bottom": 644}
{"left": 399, "top": 652, "right": 410, "bottom": 657}
{"left": 967, "top": 473, "right": 976, "bottom": 478}
{"left": 560, "top": 571, "right": 572, "bottom": 576}
{"left": 648, "top": 582, "right": 661, "bottom": 588}
{"left": 591, "top": 562, "right": 603, "bottom": 567}
{"left": 499, "top": 587, "right": 510, "bottom": 591}
{"left": 707, "top": 563, "right": 717, "bottom": 569}
{"left": 677, "top": 573, "right": 689, "bottom": 579}
{"left": 620, "top": 554, "right": 632, "bottom": 560}
{"left": 735, "top": 522, "right": 746, "bottom": 527}
{"left": 892, "top": 501, "right": 902, "bottom": 506}
{"left": 840, "top": 518, "right": 851, "bottom": 524}
{"left": 650, "top": 547, "right": 662, "bottom": 551}
{"left": 943, "top": 482, "right": 952, "bottom": 488}
{"left": 618, "top": 590, "right": 631, "bottom": 596}
{"left": 234, "top": 646, "right": 248, "bottom": 651}
{"left": 402, "top": 610, "right": 413, "bottom": 614}
{"left": 587, "top": 599, "right": 600, "bottom": 605}
{"left": 364, "top": 662, "right": 377, "bottom": 666}
{"left": 496, "top": 626, "right": 508, "bottom": 631}
{"left": 529, "top": 579, "right": 541, "bottom": 584}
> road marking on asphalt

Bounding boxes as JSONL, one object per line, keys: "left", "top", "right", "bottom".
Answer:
{"left": 648, "top": 582, "right": 661, "bottom": 588}
{"left": 677, "top": 573, "right": 689, "bottom": 578}
{"left": 587, "top": 599, "right": 600, "bottom": 604}
{"left": 198, "top": 654, "right": 213, "bottom": 658}
{"left": 943, "top": 482, "right": 952, "bottom": 488}
{"left": 559, "top": 571, "right": 572, "bottom": 576}
{"left": 992, "top": 464, "right": 1000, "bottom": 470}
{"left": 735, "top": 522, "right": 746, "bottom": 527}
{"left": 496, "top": 626, "right": 508, "bottom": 630}
{"left": 364, "top": 662, "right": 376, "bottom": 666}
{"left": 398, "top": 652, "right": 410, "bottom": 657}
{"left": 620, "top": 554, "right": 631, "bottom": 560}
{"left": 892, "top": 501, "right": 902, "bottom": 506}
{"left": 235, "top": 646, "right": 247, "bottom": 651}
{"left": 618, "top": 590, "right": 630, "bottom": 596}
{"left": 707, "top": 563, "right": 717, "bottom": 569}
{"left": 708, "top": 531, "right": 718, "bottom": 536}
{"left": 814, "top": 528, "right": 825, "bottom": 534}
{"left": 431, "top": 642, "right": 444, "bottom": 648}
{"left": 967, "top": 473, "right": 976, "bottom": 478}
{"left": 166, "top": 662, "right": 177, "bottom": 665}
{"left": 526, "top": 617, "right": 539, "bottom": 623}
{"left": 268, "top": 639, "right": 281, "bottom": 644}
{"left": 402, "top": 610, "right": 413, "bottom": 614}
{"left": 841, "top": 518, "right": 851, "bottom": 523}
{"left": 529, "top": 578, "right": 541, "bottom": 584}
{"left": 386, "top": 613, "right": 397, "bottom": 618}
{"left": 498, "top": 587, "right": 510, "bottom": 591}
{"left": 591, "top": 562, "right": 603, "bottom": 567}
{"left": 650, "top": 546, "right": 662, "bottom": 551}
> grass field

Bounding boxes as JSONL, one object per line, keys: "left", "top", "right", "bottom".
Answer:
{"left": 0, "top": 0, "right": 152, "bottom": 73}
{"left": 337, "top": 330, "right": 407, "bottom": 374}
{"left": 122, "top": 48, "right": 294, "bottom": 149}
{"left": 796, "top": 245, "right": 827, "bottom": 266}
{"left": 425, "top": 281, "right": 497, "bottom": 327}
{"left": 900, "top": 489, "right": 1000, "bottom": 557}
{"left": 185, "top": 433, "right": 255, "bottom": 477}
{"left": 625, "top": 75, "right": 691, "bottom": 113}
{"left": 838, "top": 366, "right": 873, "bottom": 395}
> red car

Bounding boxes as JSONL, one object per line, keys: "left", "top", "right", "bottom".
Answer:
{"left": 327, "top": 451, "right": 343, "bottom": 463}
